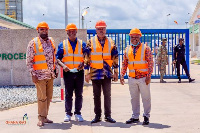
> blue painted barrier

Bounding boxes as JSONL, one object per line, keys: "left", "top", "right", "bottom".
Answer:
{"left": 87, "top": 29, "right": 189, "bottom": 79}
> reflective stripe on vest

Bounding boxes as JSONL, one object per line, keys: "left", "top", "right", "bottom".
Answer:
{"left": 127, "top": 43, "right": 148, "bottom": 77}
{"left": 90, "top": 36, "right": 113, "bottom": 69}
{"left": 33, "top": 37, "right": 56, "bottom": 70}
{"left": 62, "top": 39, "right": 83, "bottom": 69}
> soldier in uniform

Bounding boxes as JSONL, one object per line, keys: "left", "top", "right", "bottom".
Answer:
{"left": 173, "top": 38, "right": 195, "bottom": 83}
{"left": 156, "top": 38, "right": 168, "bottom": 83}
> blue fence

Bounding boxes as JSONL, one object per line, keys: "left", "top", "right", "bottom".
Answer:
{"left": 87, "top": 29, "right": 190, "bottom": 79}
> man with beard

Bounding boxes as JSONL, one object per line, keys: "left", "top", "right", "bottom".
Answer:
{"left": 26, "top": 21, "right": 59, "bottom": 127}
{"left": 56, "top": 23, "right": 86, "bottom": 122}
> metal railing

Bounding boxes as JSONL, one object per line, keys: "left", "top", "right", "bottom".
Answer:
{"left": 87, "top": 29, "right": 190, "bottom": 79}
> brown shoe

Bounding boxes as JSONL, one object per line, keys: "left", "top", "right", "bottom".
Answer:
{"left": 37, "top": 121, "right": 44, "bottom": 127}
{"left": 43, "top": 118, "right": 53, "bottom": 123}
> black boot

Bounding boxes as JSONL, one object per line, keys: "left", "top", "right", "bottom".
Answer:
{"left": 142, "top": 116, "right": 149, "bottom": 125}
{"left": 91, "top": 115, "right": 101, "bottom": 123}
{"left": 189, "top": 78, "right": 195, "bottom": 83}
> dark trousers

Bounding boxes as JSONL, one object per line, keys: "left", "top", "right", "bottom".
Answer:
{"left": 92, "top": 77, "right": 111, "bottom": 117}
{"left": 176, "top": 59, "right": 190, "bottom": 78}
{"left": 63, "top": 70, "right": 84, "bottom": 116}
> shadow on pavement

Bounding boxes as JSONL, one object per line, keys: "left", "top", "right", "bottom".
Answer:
{"left": 151, "top": 81, "right": 191, "bottom": 83}
{"left": 40, "top": 122, "right": 72, "bottom": 130}
{"left": 142, "top": 122, "right": 171, "bottom": 129}
{"left": 39, "top": 120, "right": 171, "bottom": 130}
{"left": 91, "top": 121, "right": 136, "bottom": 128}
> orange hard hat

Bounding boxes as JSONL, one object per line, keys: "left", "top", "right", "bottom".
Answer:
{"left": 129, "top": 28, "right": 142, "bottom": 36}
{"left": 36, "top": 21, "right": 49, "bottom": 30}
{"left": 95, "top": 20, "right": 107, "bottom": 28}
{"left": 66, "top": 23, "right": 77, "bottom": 31}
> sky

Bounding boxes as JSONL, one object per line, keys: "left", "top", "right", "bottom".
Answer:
{"left": 23, "top": 0, "right": 199, "bottom": 29}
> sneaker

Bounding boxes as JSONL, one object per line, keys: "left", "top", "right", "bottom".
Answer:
{"left": 64, "top": 114, "right": 71, "bottom": 122}
{"left": 75, "top": 114, "right": 84, "bottom": 122}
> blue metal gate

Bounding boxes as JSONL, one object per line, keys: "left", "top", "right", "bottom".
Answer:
{"left": 87, "top": 29, "right": 190, "bottom": 79}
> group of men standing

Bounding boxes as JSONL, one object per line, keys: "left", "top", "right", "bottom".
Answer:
{"left": 26, "top": 20, "right": 194, "bottom": 127}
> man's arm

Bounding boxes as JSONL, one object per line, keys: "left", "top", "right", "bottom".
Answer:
{"left": 84, "top": 40, "right": 92, "bottom": 83}
{"left": 84, "top": 40, "right": 91, "bottom": 75}
{"left": 26, "top": 40, "right": 36, "bottom": 76}
{"left": 145, "top": 46, "right": 153, "bottom": 78}
{"left": 26, "top": 40, "right": 38, "bottom": 83}
{"left": 120, "top": 47, "right": 128, "bottom": 77}
{"left": 56, "top": 42, "right": 70, "bottom": 72}
{"left": 111, "top": 40, "right": 119, "bottom": 82}
{"left": 120, "top": 47, "right": 128, "bottom": 85}
{"left": 173, "top": 46, "right": 177, "bottom": 61}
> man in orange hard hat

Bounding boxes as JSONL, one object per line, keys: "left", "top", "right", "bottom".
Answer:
{"left": 26, "top": 21, "right": 59, "bottom": 127}
{"left": 84, "top": 20, "right": 118, "bottom": 123}
{"left": 120, "top": 28, "right": 153, "bottom": 125}
{"left": 56, "top": 23, "right": 86, "bottom": 122}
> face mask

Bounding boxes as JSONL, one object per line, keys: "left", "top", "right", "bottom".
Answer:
{"left": 131, "top": 42, "right": 140, "bottom": 47}
{"left": 69, "top": 68, "right": 78, "bottom": 73}
{"left": 40, "top": 34, "right": 48, "bottom": 39}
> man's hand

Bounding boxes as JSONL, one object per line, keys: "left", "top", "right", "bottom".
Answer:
{"left": 63, "top": 66, "right": 70, "bottom": 72}
{"left": 172, "top": 60, "right": 176, "bottom": 64}
{"left": 85, "top": 74, "right": 91, "bottom": 83}
{"left": 120, "top": 76, "right": 125, "bottom": 85}
{"left": 145, "top": 77, "right": 151, "bottom": 85}
{"left": 113, "top": 72, "right": 118, "bottom": 82}
{"left": 55, "top": 73, "right": 58, "bottom": 78}
{"left": 32, "top": 75, "right": 38, "bottom": 83}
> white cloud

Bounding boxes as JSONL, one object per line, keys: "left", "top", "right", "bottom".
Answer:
{"left": 23, "top": 0, "right": 199, "bottom": 29}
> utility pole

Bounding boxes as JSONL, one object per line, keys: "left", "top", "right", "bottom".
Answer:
{"left": 65, "top": 0, "right": 68, "bottom": 28}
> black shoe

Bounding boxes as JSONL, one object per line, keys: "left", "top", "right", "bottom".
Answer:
{"left": 126, "top": 118, "right": 139, "bottom": 124}
{"left": 160, "top": 80, "right": 167, "bottom": 83}
{"left": 105, "top": 116, "right": 116, "bottom": 123}
{"left": 189, "top": 78, "right": 195, "bottom": 83}
{"left": 91, "top": 116, "right": 101, "bottom": 123}
{"left": 142, "top": 116, "right": 149, "bottom": 125}
{"left": 178, "top": 80, "right": 181, "bottom": 83}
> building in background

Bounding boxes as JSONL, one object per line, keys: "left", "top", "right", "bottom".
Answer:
{"left": 0, "top": 0, "right": 23, "bottom": 22}
{"left": 0, "top": 13, "right": 34, "bottom": 29}
{"left": 189, "top": 0, "right": 200, "bottom": 58}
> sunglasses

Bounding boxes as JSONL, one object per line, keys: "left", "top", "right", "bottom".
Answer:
{"left": 39, "top": 28, "right": 48, "bottom": 31}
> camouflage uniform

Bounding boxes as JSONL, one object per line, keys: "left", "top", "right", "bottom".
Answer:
{"left": 156, "top": 38, "right": 168, "bottom": 83}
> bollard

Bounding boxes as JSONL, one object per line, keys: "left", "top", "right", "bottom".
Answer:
{"left": 60, "top": 67, "right": 64, "bottom": 100}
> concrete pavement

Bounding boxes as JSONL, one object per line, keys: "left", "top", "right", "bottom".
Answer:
{"left": 0, "top": 64, "right": 200, "bottom": 133}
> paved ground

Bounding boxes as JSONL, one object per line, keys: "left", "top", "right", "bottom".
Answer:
{"left": 0, "top": 64, "right": 200, "bottom": 133}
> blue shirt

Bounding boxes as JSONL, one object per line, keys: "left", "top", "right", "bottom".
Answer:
{"left": 56, "top": 38, "right": 87, "bottom": 60}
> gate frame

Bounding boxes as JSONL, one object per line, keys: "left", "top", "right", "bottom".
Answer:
{"left": 87, "top": 29, "right": 190, "bottom": 79}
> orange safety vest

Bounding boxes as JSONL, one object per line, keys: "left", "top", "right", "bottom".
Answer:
{"left": 90, "top": 36, "right": 114, "bottom": 69}
{"left": 33, "top": 37, "right": 56, "bottom": 70}
{"left": 126, "top": 43, "right": 148, "bottom": 78}
{"left": 62, "top": 39, "right": 83, "bottom": 69}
